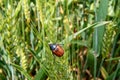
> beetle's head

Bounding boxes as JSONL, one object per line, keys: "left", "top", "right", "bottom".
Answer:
{"left": 49, "top": 44, "right": 57, "bottom": 50}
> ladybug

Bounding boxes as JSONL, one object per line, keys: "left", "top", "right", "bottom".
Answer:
{"left": 49, "top": 44, "right": 64, "bottom": 57}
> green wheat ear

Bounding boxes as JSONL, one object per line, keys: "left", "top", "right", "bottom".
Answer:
{"left": 101, "top": 23, "right": 116, "bottom": 59}
{"left": 23, "top": 0, "right": 30, "bottom": 23}
{"left": 16, "top": 46, "right": 27, "bottom": 70}
{"left": 20, "top": 50, "right": 27, "bottom": 70}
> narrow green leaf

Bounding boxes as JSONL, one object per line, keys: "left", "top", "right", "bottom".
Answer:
{"left": 105, "top": 57, "right": 120, "bottom": 61}
{"left": 100, "top": 66, "right": 108, "bottom": 79}
{"left": 61, "top": 21, "right": 110, "bottom": 44}
{"left": 93, "top": 0, "right": 109, "bottom": 55}
{"left": 106, "top": 62, "right": 120, "bottom": 80}
{"left": 29, "top": 48, "right": 41, "bottom": 63}
{"left": 0, "top": 60, "right": 11, "bottom": 77}
{"left": 86, "top": 50, "right": 97, "bottom": 79}
{"left": 11, "top": 63, "right": 32, "bottom": 80}
{"left": 34, "top": 67, "right": 48, "bottom": 80}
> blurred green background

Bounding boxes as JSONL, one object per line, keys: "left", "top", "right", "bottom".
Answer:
{"left": 0, "top": 0, "right": 120, "bottom": 80}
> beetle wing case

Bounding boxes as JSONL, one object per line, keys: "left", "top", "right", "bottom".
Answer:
{"left": 53, "top": 45, "right": 64, "bottom": 57}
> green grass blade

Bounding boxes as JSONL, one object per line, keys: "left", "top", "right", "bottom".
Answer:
{"left": 11, "top": 63, "right": 32, "bottom": 80}
{"left": 93, "top": 0, "right": 109, "bottom": 55}
{"left": 106, "top": 62, "right": 120, "bottom": 80}
{"left": 100, "top": 66, "right": 108, "bottom": 79}
{"left": 105, "top": 57, "right": 120, "bottom": 61}
{"left": 34, "top": 67, "right": 48, "bottom": 80}
{"left": 61, "top": 21, "right": 110, "bottom": 44}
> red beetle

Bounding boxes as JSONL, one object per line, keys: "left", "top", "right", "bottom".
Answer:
{"left": 49, "top": 44, "right": 64, "bottom": 57}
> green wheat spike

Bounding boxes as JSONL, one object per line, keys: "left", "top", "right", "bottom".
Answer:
{"left": 23, "top": 0, "right": 30, "bottom": 23}
{"left": 21, "top": 49, "right": 27, "bottom": 70}
{"left": 102, "top": 23, "right": 116, "bottom": 58}
{"left": 16, "top": 46, "right": 27, "bottom": 70}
